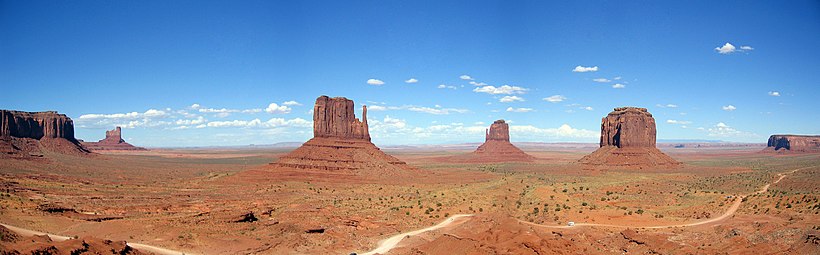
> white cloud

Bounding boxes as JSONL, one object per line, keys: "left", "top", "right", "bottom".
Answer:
{"left": 722, "top": 105, "right": 737, "bottom": 111}
{"left": 265, "top": 103, "right": 292, "bottom": 114}
{"left": 437, "top": 84, "right": 457, "bottom": 90}
{"left": 666, "top": 119, "right": 692, "bottom": 125}
{"left": 407, "top": 106, "right": 468, "bottom": 115}
{"left": 715, "top": 43, "right": 737, "bottom": 54}
{"left": 459, "top": 75, "right": 473, "bottom": 80}
{"left": 368, "top": 105, "right": 388, "bottom": 111}
{"left": 175, "top": 116, "right": 207, "bottom": 125}
{"left": 473, "top": 85, "right": 528, "bottom": 95}
{"left": 715, "top": 43, "right": 754, "bottom": 54}
{"left": 572, "top": 66, "right": 598, "bottom": 72}
{"left": 613, "top": 76, "right": 622, "bottom": 80}
{"left": 405, "top": 78, "right": 418, "bottom": 84}
{"left": 510, "top": 124, "right": 597, "bottom": 139}
{"left": 707, "top": 122, "right": 758, "bottom": 138}
{"left": 469, "top": 81, "right": 487, "bottom": 86}
{"left": 581, "top": 106, "right": 594, "bottom": 111}
{"left": 612, "top": 83, "right": 626, "bottom": 89}
{"left": 543, "top": 95, "right": 566, "bottom": 103}
{"left": 499, "top": 96, "right": 525, "bottom": 103}
{"left": 592, "top": 78, "right": 611, "bottom": 83}
{"left": 283, "top": 101, "right": 302, "bottom": 106}
{"left": 506, "top": 107, "right": 533, "bottom": 113}
{"left": 206, "top": 117, "right": 311, "bottom": 128}
{"left": 656, "top": 104, "right": 678, "bottom": 108}
{"left": 768, "top": 91, "right": 780, "bottom": 97}
{"left": 190, "top": 104, "right": 201, "bottom": 109}
{"left": 367, "top": 79, "right": 385, "bottom": 86}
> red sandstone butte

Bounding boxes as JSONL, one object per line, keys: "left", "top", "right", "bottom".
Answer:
{"left": 270, "top": 96, "right": 415, "bottom": 179}
{"left": 579, "top": 107, "right": 679, "bottom": 168}
{"left": 470, "top": 120, "right": 535, "bottom": 162}
{"left": 763, "top": 135, "right": 820, "bottom": 153}
{"left": 82, "top": 127, "right": 147, "bottom": 151}
{"left": 0, "top": 109, "right": 90, "bottom": 158}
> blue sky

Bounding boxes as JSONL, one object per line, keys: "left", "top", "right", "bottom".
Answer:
{"left": 2, "top": 1, "right": 819, "bottom": 147}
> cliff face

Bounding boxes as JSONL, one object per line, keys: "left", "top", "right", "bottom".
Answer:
{"left": 600, "top": 107, "right": 656, "bottom": 148}
{"left": 0, "top": 110, "right": 89, "bottom": 157}
{"left": 765, "top": 135, "right": 820, "bottom": 152}
{"left": 81, "top": 126, "right": 146, "bottom": 151}
{"left": 101, "top": 127, "right": 125, "bottom": 144}
{"left": 1, "top": 110, "right": 76, "bottom": 140}
{"left": 271, "top": 95, "right": 415, "bottom": 179}
{"left": 485, "top": 120, "right": 511, "bottom": 142}
{"left": 313, "top": 96, "right": 370, "bottom": 141}
{"left": 580, "top": 107, "right": 679, "bottom": 168}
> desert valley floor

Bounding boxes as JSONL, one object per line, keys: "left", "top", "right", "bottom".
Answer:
{"left": 1, "top": 145, "right": 819, "bottom": 254}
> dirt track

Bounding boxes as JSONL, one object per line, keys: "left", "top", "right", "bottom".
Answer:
{"left": 360, "top": 214, "right": 474, "bottom": 255}
{"left": 521, "top": 166, "right": 813, "bottom": 230}
{"left": 0, "top": 223, "right": 193, "bottom": 255}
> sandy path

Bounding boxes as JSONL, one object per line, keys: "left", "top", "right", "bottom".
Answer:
{"left": 521, "top": 166, "right": 812, "bottom": 230}
{"left": 0, "top": 223, "right": 194, "bottom": 255}
{"left": 360, "top": 214, "right": 474, "bottom": 255}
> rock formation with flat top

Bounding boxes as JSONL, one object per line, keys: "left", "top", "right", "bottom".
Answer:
{"left": 579, "top": 107, "right": 679, "bottom": 168}
{"left": 764, "top": 135, "right": 820, "bottom": 153}
{"left": 0, "top": 110, "right": 90, "bottom": 157}
{"left": 441, "top": 119, "right": 534, "bottom": 163}
{"left": 81, "top": 126, "right": 147, "bottom": 151}
{"left": 270, "top": 96, "right": 416, "bottom": 180}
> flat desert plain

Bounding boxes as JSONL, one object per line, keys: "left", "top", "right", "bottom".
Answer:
{"left": 1, "top": 144, "right": 818, "bottom": 254}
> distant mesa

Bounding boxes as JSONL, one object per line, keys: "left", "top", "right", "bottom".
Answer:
{"left": 269, "top": 95, "right": 417, "bottom": 179}
{"left": 0, "top": 109, "right": 90, "bottom": 158}
{"left": 443, "top": 120, "right": 534, "bottom": 163}
{"left": 82, "top": 126, "right": 147, "bottom": 151}
{"left": 763, "top": 135, "right": 820, "bottom": 153}
{"left": 579, "top": 107, "right": 680, "bottom": 168}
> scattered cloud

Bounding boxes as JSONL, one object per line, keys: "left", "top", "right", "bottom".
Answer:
{"left": 715, "top": 42, "right": 754, "bottom": 54}
{"left": 666, "top": 119, "right": 692, "bottom": 125}
{"left": 282, "top": 101, "right": 302, "bottom": 106}
{"left": 265, "top": 103, "right": 292, "bottom": 114}
{"left": 510, "top": 124, "right": 597, "bottom": 139}
{"left": 722, "top": 105, "right": 737, "bottom": 111}
{"left": 612, "top": 83, "right": 626, "bottom": 89}
{"left": 405, "top": 78, "right": 418, "bottom": 84}
{"left": 437, "top": 84, "right": 457, "bottom": 90}
{"left": 580, "top": 106, "right": 594, "bottom": 111}
{"left": 367, "top": 79, "right": 385, "bottom": 85}
{"left": 499, "top": 96, "right": 525, "bottom": 103}
{"left": 506, "top": 107, "right": 534, "bottom": 113}
{"left": 469, "top": 81, "right": 487, "bottom": 86}
{"left": 367, "top": 104, "right": 468, "bottom": 115}
{"left": 543, "top": 95, "right": 566, "bottom": 103}
{"left": 206, "top": 118, "right": 311, "bottom": 128}
{"left": 613, "top": 76, "right": 622, "bottom": 80}
{"left": 473, "top": 85, "right": 528, "bottom": 95}
{"left": 707, "top": 122, "right": 758, "bottom": 138}
{"left": 459, "top": 75, "right": 474, "bottom": 80}
{"left": 592, "top": 78, "right": 611, "bottom": 83}
{"left": 656, "top": 104, "right": 678, "bottom": 108}
{"left": 768, "top": 91, "right": 780, "bottom": 97}
{"left": 572, "top": 66, "right": 599, "bottom": 72}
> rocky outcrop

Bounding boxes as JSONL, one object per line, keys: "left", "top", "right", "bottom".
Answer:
{"left": 485, "top": 120, "right": 511, "bottom": 142}
{"left": 82, "top": 127, "right": 147, "bottom": 151}
{"left": 442, "top": 120, "right": 534, "bottom": 163}
{"left": 270, "top": 96, "right": 416, "bottom": 180}
{"left": 579, "top": 107, "right": 679, "bottom": 168}
{"left": 764, "top": 135, "right": 820, "bottom": 153}
{"left": 0, "top": 110, "right": 90, "bottom": 158}
{"left": 599, "top": 107, "right": 656, "bottom": 148}
{"left": 313, "top": 95, "right": 370, "bottom": 141}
